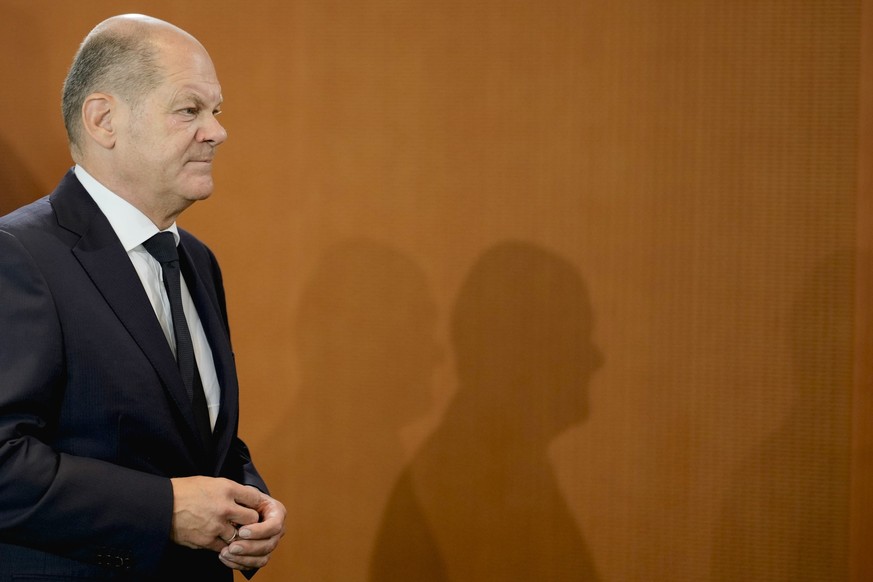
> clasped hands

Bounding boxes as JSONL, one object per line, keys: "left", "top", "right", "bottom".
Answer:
{"left": 170, "top": 476, "right": 286, "bottom": 571}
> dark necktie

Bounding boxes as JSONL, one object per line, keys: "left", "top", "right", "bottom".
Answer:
{"left": 142, "top": 232, "right": 213, "bottom": 450}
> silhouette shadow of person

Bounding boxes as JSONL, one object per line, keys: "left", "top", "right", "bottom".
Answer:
{"left": 263, "top": 239, "right": 442, "bottom": 581}
{"left": 0, "top": 136, "right": 42, "bottom": 216}
{"left": 711, "top": 250, "right": 852, "bottom": 581}
{"left": 0, "top": 3, "right": 59, "bottom": 216}
{"left": 370, "top": 240, "right": 603, "bottom": 581}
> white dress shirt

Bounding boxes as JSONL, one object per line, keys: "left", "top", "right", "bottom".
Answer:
{"left": 74, "top": 165, "right": 220, "bottom": 429}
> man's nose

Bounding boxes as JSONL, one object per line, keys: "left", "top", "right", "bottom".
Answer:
{"left": 198, "top": 115, "right": 228, "bottom": 146}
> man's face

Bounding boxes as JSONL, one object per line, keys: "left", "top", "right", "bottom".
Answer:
{"left": 114, "top": 39, "right": 227, "bottom": 213}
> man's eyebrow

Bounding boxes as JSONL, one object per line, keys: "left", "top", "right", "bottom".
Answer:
{"left": 176, "top": 92, "right": 223, "bottom": 109}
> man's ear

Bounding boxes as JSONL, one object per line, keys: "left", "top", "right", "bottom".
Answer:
{"left": 81, "top": 93, "right": 118, "bottom": 149}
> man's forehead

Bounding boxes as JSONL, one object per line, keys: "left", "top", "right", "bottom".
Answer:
{"left": 155, "top": 37, "right": 219, "bottom": 84}
{"left": 171, "top": 85, "right": 223, "bottom": 104}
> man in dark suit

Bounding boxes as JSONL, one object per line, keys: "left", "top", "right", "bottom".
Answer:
{"left": 0, "top": 14, "right": 285, "bottom": 580}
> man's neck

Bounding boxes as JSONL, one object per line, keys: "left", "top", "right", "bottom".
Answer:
{"left": 74, "top": 159, "right": 183, "bottom": 230}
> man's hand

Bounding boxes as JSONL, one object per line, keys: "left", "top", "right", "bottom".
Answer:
{"left": 218, "top": 487, "right": 286, "bottom": 571}
{"left": 170, "top": 476, "right": 262, "bottom": 553}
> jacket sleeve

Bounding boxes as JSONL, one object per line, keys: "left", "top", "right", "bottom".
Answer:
{"left": 0, "top": 229, "right": 173, "bottom": 574}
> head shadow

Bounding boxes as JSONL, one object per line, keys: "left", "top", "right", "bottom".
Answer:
{"left": 449, "top": 239, "right": 603, "bottom": 439}
{"left": 0, "top": 136, "right": 42, "bottom": 216}
{"left": 264, "top": 238, "right": 441, "bottom": 581}
{"left": 0, "top": 4, "right": 66, "bottom": 214}
{"left": 370, "top": 240, "right": 603, "bottom": 581}
{"left": 711, "top": 249, "right": 853, "bottom": 581}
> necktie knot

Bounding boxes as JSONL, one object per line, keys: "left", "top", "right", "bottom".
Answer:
{"left": 142, "top": 232, "right": 179, "bottom": 265}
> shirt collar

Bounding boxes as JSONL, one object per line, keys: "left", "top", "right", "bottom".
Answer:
{"left": 74, "top": 164, "right": 180, "bottom": 251}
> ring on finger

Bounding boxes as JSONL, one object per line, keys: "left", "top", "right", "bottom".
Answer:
{"left": 222, "top": 526, "right": 239, "bottom": 544}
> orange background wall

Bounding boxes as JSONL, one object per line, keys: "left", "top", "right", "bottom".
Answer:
{"left": 1, "top": 1, "right": 870, "bottom": 580}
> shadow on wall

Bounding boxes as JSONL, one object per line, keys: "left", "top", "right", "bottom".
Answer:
{"left": 369, "top": 240, "right": 603, "bottom": 581}
{"left": 0, "top": 2, "right": 60, "bottom": 215}
{"left": 711, "top": 250, "right": 853, "bottom": 581}
{"left": 0, "top": 136, "right": 42, "bottom": 216}
{"left": 263, "top": 239, "right": 442, "bottom": 582}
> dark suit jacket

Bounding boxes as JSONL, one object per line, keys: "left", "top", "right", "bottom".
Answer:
{"left": 0, "top": 170, "right": 267, "bottom": 581}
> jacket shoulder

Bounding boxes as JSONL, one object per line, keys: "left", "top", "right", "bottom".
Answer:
{"left": 0, "top": 196, "right": 55, "bottom": 233}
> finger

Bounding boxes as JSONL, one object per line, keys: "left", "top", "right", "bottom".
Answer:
{"left": 232, "top": 484, "right": 264, "bottom": 510}
{"left": 238, "top": 515, "right": 283, "bottom": 541}
{"left": 227, "top": 505, "right": 259, "bottom": 527}
{"left": 220, "top": 554, "right": 267, "bottom": 572}
{"left": 219, "top": 542, "right": 274, "bottom": 570}
{"left": 203, "top": 523, "right": 238, "bottom": 553}
{"left": 226, "top": 536, "right": 280, "bottom": 558}
{"left": 237, "top": 496, "right": 285, "bottom": 541}
{"left": 203, "top": 537, "right": 229, "bottom": 553}
{"left": 219, "top": 525, "right": 239, "bottom": 544}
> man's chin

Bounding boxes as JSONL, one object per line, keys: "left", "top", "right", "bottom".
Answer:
{"left": 182, "top": 178, "right": 215, "bottom": 202}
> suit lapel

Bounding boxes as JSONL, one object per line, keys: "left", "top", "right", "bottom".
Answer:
{"left": 51, "top": 171, "right": 208, "bottom": 456}
{"left": 178, "top": 241, "right": 239, "bottom": 474}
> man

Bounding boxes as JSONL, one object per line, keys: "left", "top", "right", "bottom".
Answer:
{"left": 0, "top": 14, "right": 285, "bottom": 580}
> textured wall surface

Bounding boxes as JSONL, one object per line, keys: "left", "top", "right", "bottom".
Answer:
{"left": 0, "top": 1, "right": 868, "bottom": 580}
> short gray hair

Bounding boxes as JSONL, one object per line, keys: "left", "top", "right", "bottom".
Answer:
{"left": 61, "top": 26, "right": 162, "bottom": 153}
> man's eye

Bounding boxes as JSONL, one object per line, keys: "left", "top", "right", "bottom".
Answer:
{"left": 180, "top": 107, "right": 199, "bottom": 116}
